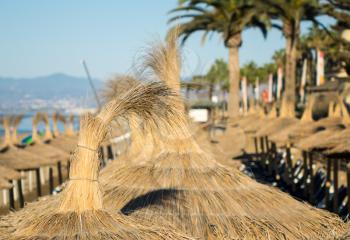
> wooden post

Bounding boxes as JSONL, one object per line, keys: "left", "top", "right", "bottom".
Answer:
{"left": 8, "top": 181, "right": 15, "bottom": 210}
{"left": 57, "top": 161, "right": 63, "bottom": 184}
{"left": 17, "top": 180, "right": 24, "bottom": 208}
{"left": 99, "top": 146, "right": 106, "bottom": 167}
{"left": 346, "top": 162, "right": 350, "bottom": 214}
{"left": 302, "top": 151, "right": 308, "bottom": 198}
{"left": 326, "top": 158, "right": 332, "bottom": 210}
{"left": 107, "top": 145, "right": 114, "bottom": 160}
{"left": 309, "top": 152, "right": 314, "bottom": 203}
{"left": 271, "top": 143, "right": 278, "bottom": 178}
{"left": 265, "top": 137, "right": 273, "bottom": 176}
{"left": 333, "top": 159, "right": 339, "bottom": 212}
{"left": 67, "top": 161, "right": 70, "bottom": 179}
{"left": 49, "top": 167, "right": 54, "bottom": 194}
{"left": 260, "top": 137, "right": 265, "bottom": 169}
{"left": 35, "top": 168, "right": 42, "bottom": 197}
{"left": 285, "top": 147, "right": 293, "bottom": 187}
{"left": 254, "top": 137, "right": 258, "bottom": 160}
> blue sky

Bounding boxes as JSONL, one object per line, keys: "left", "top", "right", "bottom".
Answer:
{"left": 0, "top": 1, "right": 331, "bottom": 80}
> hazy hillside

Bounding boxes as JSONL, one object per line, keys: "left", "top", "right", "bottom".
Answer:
{"left": 0, "top": 73, "right": 103, "bottom": 112}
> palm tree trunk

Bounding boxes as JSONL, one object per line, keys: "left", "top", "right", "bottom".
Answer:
{"left": 208, "top": 84, "right": 214, "bottom": 101}
{"left": 227, "top": 34, "right": 241, "bottom": 118}
{"left": 283, "top": 20, "right": 300, "bottom": 117}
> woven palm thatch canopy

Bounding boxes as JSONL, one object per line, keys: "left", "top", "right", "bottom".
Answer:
{"left": 101, "top": 34, "right": 347, "bottom": 239}
{"left": 0, "top": 82, "right": 192, "bottom": 240}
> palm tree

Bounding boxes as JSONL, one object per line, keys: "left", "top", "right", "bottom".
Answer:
{"left": 326, "top": 0, "right": 350, "bottom": 74}
{"left": 206, "top": 59, "right": 229, "bottom": 100}
{"left": 272, "top": 49, "right": 285, "bottom": 99}
{"left": 240, "top": 61, "right": 259, "bottom": 84}
{"left": 258, "top": 0, "right": 328, "bottom": 115}
{"left": 169, "top": 0, "right": 270, "bottom": 118}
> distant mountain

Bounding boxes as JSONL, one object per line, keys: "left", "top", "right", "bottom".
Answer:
{"left": 0, "top": 73, "right": 103, "bottom": 112}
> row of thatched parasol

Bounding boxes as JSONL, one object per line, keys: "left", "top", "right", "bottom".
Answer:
{"left": 228, "top": 81, "right": 350, "bottom": 239}
{"left": 0, "top": 112, "right": 78, "bottom": 209}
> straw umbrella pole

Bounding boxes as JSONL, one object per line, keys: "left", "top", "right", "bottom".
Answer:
{"left": 1, "top": 81, "right": 192, "bottom": 240}
{"left": 101, "top": 34, "right": 347, "bottom": 239}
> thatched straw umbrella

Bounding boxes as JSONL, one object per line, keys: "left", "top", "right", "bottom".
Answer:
{"left": 287, "top": 99, "right": 345, "bottom": 144}
{"left": 294, "top": 97, "right": 350, "bottom": 152}
{"left": 0, "top": 117, "right": 39, "bottom": 208}
{"left": 9, "top": 114, "right": 24, "bottom": 146}
{"left": 254, "top": 98, "right": 298, "bottom": 140}
{"left": 0, "top": 117, "right": 12, "bottom": 150}
{"left": 102, "top": 105, "right": 347, "bottom": 239}
{"left": 101, "top": 34, "right": 347, "bottom": 239}
{"left": 64, "top": 114, "right": 77, "bottom": 137}
{"left": 0, "top": 165, "right": 21, "bottom": 205}
{"left": 0, "top": 165, "right": 21, "bottom": 182}
{"left": 0, "top": 116, "right": 51, "bottom": 169}
{"left": 269, "top": 95, "right": 315, "bottom": 147}
{"left": 47, "top": 112, "right": 77, "bottom": 153}
{"left": 0, "top": 179, "right": 12, "bottom": 191}
{"left": 310, "top": 128, "right": 350, "bottom": 152}
{"left": 21, "top": 112, "right": 70, "bottom": 165}
{"left": 0, "top": 82, "right": 192, "bottom": 240}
